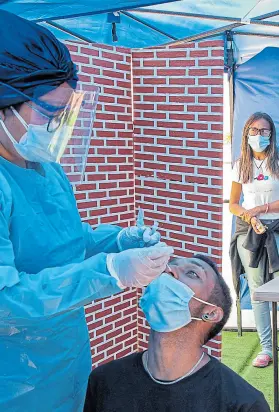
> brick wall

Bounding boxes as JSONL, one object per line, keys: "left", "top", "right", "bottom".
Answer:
{"left": 66, "top": 39, "right": 224, "bottom": 365}
{"left": 67, "top": 42, "right": 138, "bottom": 367}
{"left": 132, "top": 40, "right": 224, "bottom": 357}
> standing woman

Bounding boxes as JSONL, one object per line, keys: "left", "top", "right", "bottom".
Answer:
{"left": 0, "top": 11, "right": 173, "bottom": 412}
{"left": 230, "top": 112, "right": 279, "bottom": 368}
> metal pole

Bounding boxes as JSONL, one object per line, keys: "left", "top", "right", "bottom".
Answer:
{"left": 273, "top": 302, "right": 278, "bottom": 412}
{"left": 236, "top": 297, "right": 242, "bottom": 337}
{"left": 45, "top": 21, "right": 95, "bottom": 44}
{"left": 233, "top": 31, "right": 279, "bottom": 39}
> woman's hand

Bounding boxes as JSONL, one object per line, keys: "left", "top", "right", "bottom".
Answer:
{"left": 251, "top": 217, "right": 264, "bottom": 235}
{"left": 240, "top": 211, "right": 252, "bottom": 224}
{"left": 244, "top": 206, "right": 264, "bottom": 220}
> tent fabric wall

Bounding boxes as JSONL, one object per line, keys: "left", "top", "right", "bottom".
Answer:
{"left": 233, "top": 47, "right": 279, "bottom": 162}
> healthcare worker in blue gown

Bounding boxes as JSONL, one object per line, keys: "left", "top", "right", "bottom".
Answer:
{"left": 0, "top": 11, "right": 173, "bottom": 412}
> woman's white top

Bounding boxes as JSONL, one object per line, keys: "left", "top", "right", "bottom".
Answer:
{"left": 232, "top": 158, "right": 279, "bottom": 220}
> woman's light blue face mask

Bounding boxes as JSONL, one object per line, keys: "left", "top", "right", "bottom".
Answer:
{"left": 140, "top": 273, "right": 216, "bottom": 333}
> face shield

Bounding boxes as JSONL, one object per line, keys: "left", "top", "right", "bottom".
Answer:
{"left": 0, "top": 81, "right": 99, "bottom": 185}
{"left": 29, "top": 84, "right": 99, "bottom": 185}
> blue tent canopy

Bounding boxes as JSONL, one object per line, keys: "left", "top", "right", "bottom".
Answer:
{"left": 1, "top": 0, "right": 279, "bottom": 61}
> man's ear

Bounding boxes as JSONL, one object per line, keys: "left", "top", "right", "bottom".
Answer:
{"left": 202, "top": 306, "right": 223, "bottom": 324}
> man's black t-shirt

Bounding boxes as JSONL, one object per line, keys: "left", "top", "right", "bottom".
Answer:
{"left": 83, "top": 352, "right": 270, "bottom": 412}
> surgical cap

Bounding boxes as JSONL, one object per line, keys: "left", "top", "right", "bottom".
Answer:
{"left": 0, "top": 10, "right": 78, "bottom": 109}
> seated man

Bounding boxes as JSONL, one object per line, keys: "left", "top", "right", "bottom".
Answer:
{"left": 83, "top": 254, "right": 270, "bottom": 412}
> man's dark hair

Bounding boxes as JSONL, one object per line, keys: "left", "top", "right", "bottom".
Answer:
{"left": 193, "top": 254, "right": 232, "bottom": 343}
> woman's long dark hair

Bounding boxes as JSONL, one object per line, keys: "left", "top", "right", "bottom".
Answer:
{"left": 239, "top": 112, "right": 279, "bottom": 183}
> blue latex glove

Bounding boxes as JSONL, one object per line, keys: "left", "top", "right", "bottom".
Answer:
{"left": 107, "top": 244, "right": 174, "bottom": 288}
{"left": 117, "top": 208, "right": 161, "bottom": 251}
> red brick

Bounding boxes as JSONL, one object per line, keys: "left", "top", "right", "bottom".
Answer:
{"left": 198, "top": 77, "right": 223, "bottom": 85}
{"left": 134, "top": 86, "right": 154, "bottom": 94}
{"left": 198, "top": 238, "right": 221, "bottom": 247}
{"left": 189, "top": 68, "right": 208, "bottom": 76}
{"left": 211, "top": 124, "right": 223, "bottom": 131}
{"left": 157, "top": 87, "right": 185, "bottom": 94}
{"left": 157, "top": 69, "right": 186, "bottom": 76}
{"left": 198, "top": 204, "right": 222, "bottom": 213}
{"left": 198, "top": 40, "right": 224, "bottom": 48}
{"left": 156, "top": 51, "right": 187, "bottom": 58}
{"left": 199, "top": 59, "right": 223, "bottom": 67}
{"left": 198, "top": 132, "right": 223, "bottom": 140}
{"left": 116, "top": 62, "right": 130, "bottom": 71}
{"left": 169, "top": 130, "right": 195, "bottom": 138}
{"left": 197, "top": 167, "right": 218, "bottom": 176}
{"left": 170, "top": 164, "right": 195, "bottom": 173}
{"left": 211, "top": 69, "right": 224, "bottom": 76}
{"left": 170, "top": 113, "right": 195, "bottom": 121}
{"left": 157, "top": 205, "right": 183, "bottom": 215}
{"left": 187, "top": 105, "right": 208, "bottom": 112}
{"left": 169, "top": 78, "right": 195, "bottom": 85}
{"left": 99, "top": 95, "right": 115, "bottom": 104}
{"left": 188, "top": 87, "right": 208, "bottom": 94}
{"left": 144, "top": 112, "right": 167, "bottom": 119}
{"left": 190, "top": 50, "right": 208, "bottom": 57}
{"left": 158, "top": 189, "right": 183, "bottom": 199}
{"left": 169, "top": 148, "right": 195, "bottom": 156}
{"left": 185, "top": 243, "right": 208, "bottom": 253}
{"left": 143, "top": 95, "right": 167, "bottom": 102}
{"left": 157, "top": 104, "right": 184, "bottom": 112}
{"left": 117, "top": 80, "right": 131, "bottom": 88}
{"left": 95, "top": 308, "right": 112, "bottom": 320}
{"left": 169, "top": 95, "right": 195, "bottom": 103}
{"left": 157, "top": 121, "right": 184, "bottom": 129}
{"left": 211, "top": 49, "right": 224, "bottom": 57}
{"left": 142, "top": 128, "right": 167, "bottom": 136}
{"left": 67, "top": 44, "right": 79, "bottom": 53}
{"left": 211, "top": 105, "right": 223, "bottom": 113}
{"left": 83, "top": 66, "right": 101, "bottom": 75}
{"left": 198, "top": 114, "right": 222, "bottom": 122}
{"left": 157, "top": 172, "right": 183, "bottom": 182}
{"left": 143, "top": 77, "right": 167, "bottom": 85}
{"left": 157, "top": 138, "right": 183, "bottom": 146}
{"left": 187, "top": 194, "right": 209, "bottom": 202}
{"left": 134, "top": 51, "right": 155, "bottom": 59}
{"left": 157, "top": 155, "right": 183, "bottom": 164}
{"left": 198, "top": 96, "right": 222, "bottom": 104}
{"left": 186, "top": 122, "right": 208, "bottom": 130}
{"left": 103, "top": 51, "right": 124, "bottom": 61}
{"left": 94, "top": 58, "right": 114, "bottom": 68}
{"left": 103, "top": 69, "right": 125, "bottom": 79}
{"left": 169, "top": 59, "right": 195, "bottom": 67}
{"left": 74, "top": 55, "right": 90, "bottom": 64}
{"left": 104, "top": 87, "right": 125, "bottom": 96}
{"left": 143, "top": 59, "right": 166, "bottom": 67}
{"left": 212, "top": 87, "right": 223, "bottom": 95}
{"left": 78, "top": 74, "right": 91, "bottom": 83}
{"left": 133, "top": 68, "right": 156, "bottom": 76}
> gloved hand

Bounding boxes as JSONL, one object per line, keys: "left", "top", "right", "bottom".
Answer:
{"left": 117, "top": 208, "right": 161, "bottom": 251}
{"left": 107, "top": 244, "right": 174, "bottom": 288}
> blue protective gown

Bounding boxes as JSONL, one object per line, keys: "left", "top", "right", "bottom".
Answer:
{"left": 0, "top": 156, "right": 123, "bottom": 411}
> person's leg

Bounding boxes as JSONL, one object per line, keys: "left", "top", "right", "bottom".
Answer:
{"left": 237, "top": 235, "right": 272, "bottom": 357}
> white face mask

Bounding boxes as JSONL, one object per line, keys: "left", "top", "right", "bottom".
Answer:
{"left": 0, "top": 107, "right": 61, "bottom": 163}
{"left": 248, "top": 134, "right": 270, "bottom": 153}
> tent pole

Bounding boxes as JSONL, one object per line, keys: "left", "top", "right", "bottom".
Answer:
{"left": 233, "top": 31, "right": 279, "bottom": 39}
{"left": 44, "top": 21, "right": 95, "bottom": 44}
{"left": 225, "top": 31, "right": 242, "bottom": 336}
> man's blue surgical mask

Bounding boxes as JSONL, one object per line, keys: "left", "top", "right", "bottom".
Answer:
{"left": 248, "top": 134, "right": 270, "bottom": 153}
{"left": 140, "top": 273, "right": 216, "bottom": 332}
